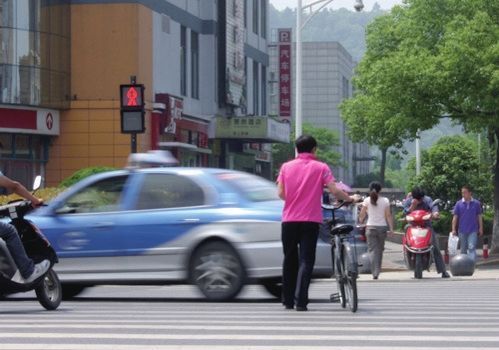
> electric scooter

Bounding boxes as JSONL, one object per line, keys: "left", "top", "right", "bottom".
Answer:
{"left": 402, "top": 199, "right": 441, "bottom": 279}
{"left": 0, "top": 176, "right": 62, "bottom": 310}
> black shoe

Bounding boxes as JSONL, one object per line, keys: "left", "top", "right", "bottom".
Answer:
{"left": 442, "top": 272, "right": 450, "bottom": 278}
{"left": 296, "top": 306, "right": 308, "bottom": 312}
{"left": 373, "top": 275, "right": 378, "bottom": 280}
{"left": 284, "top": 305, "right": 294, "bottom": 310}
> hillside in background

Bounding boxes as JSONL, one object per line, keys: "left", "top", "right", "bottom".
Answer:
{"left": 269, "top": 3, "right": 387, "bottom": 61}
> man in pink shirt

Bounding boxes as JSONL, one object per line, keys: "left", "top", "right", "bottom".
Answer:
{"left": 277, "top": 135, "right": 356, "bottom": 311}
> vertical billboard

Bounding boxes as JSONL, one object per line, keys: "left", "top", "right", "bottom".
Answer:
{"left": 225, "top": 0, "right": 246, "bottom": 107}
{"left": 278, "top": 28, "right": 292, "bottom": 121}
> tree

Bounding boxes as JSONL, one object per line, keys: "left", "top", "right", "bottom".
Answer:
{"left": 347, "top": 0, "right": 499, "bottom": 253}
{"left": 406, "top": 136, "right": 493, "bottom": 209}
{"left": 272, "top": 123, "right": 342, "bottom": 178}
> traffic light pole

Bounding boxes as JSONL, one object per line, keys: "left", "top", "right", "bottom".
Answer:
{"left": 131, "top": 133, "right": 137, "bottom": 153}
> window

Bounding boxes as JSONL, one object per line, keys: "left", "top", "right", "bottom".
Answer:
{"left": 216, "top": 172, "right": 279, "bottom": 202}
{"left": 191, "top": 31, "right": 199, "bottom": 99}
{"left": 260, "top": 0, "right": 266, "bottom": 39}
{"left": 180, "top": 25, "right": 187, "bottom": 96}
{"left": 253, "top": 61, "right": 259, "bottom": 115}
{"left": 342, "top": 76, "right": 349, "bottom": 99}
{"left": 136, "top": 174, "right": 205, "bottom": 210}
{"left": 59, "top": 176, "right": 128, "bottom": 214}
{"left": 261, "top": 65, "right": 267, "bottom": 115}
{"left": 244, "top": 0, "right": 247, "bottom": 28}
{"left": 252, "top": 0, "right": 258, "bottom": 34}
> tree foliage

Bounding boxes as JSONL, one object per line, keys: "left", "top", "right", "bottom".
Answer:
{"left": 406, "top": 136, "right": 493, "bottom": 209}
{"left": 272, "top": 123, "right": 342, "bottom": 178}
{"left": 346, "top": 0, "right": 499, "bottom": 252}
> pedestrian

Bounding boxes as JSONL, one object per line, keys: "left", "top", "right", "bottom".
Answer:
{"left": 0, "top": 172, "right": 49, "bottom": 283}
{"left": 451, "top": 185, "right": 483, "bottom": 262}
{"left": 403, "top": 186, "right": 450, "bottom": 278}
{"left": 277, "top": 135, "right": 358, "bottom": 311}
{"left": 358, "top": 181, "right": 394, "bottom": 280}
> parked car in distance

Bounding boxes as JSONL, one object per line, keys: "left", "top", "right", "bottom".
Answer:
{"left": 27, "top": 167, "right": 333, "bottom": 301}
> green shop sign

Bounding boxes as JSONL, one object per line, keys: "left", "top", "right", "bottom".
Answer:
{"left": 213, "top": 116, "right": 290, "bottom": 143}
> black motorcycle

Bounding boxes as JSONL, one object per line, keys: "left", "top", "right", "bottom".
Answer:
{"left": 0, "top": 178, "right": 61, "bottom": 310}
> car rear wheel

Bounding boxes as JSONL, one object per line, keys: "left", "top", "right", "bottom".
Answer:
{"left": 190, "top": 241, "right": 245, "bottom": 301}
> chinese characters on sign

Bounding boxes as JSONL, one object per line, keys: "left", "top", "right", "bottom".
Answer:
{"left": 226, "top": 0, "right": 246, "bottom": 107}
{"left": 278, "top": 29, "right": 292, "bottom": 121}
{"left": 165, "top": 96, "right": 183, "bottom": 134}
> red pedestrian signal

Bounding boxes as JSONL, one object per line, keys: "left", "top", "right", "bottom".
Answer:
{"left": 126, "top": 87, "right": 138, "bottom": 106}
{"left": 120, "top": 84, "right": 144, "bottom": 109}
{"left": 120, "top": 84, "right": 145, "bottom": 134}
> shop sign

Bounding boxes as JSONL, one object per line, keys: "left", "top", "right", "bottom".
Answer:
{"left": 213, "top": 117, "right": 290, "bottom": 143}
{"left": 215, "top": 117, "right": 266, "bottom": 138}
{"left": 278, "top": 28, "right": 292, "bottom": 120}
{"left": 165, "top": 96, "right": 183, "bottom": 134}
{"left": 267, "top": 117, "right": 290, "bottom": 143}
{"left": 255, "top": 150, "right": 271, "bottom": 162}
{"left": 225, "top": 0, "right": 245, "bottom": 107}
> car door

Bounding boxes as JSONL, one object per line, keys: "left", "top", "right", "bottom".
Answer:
{"left": 119, "top": 172, "right": 211, "bottom": 278}
{"left": 45, "top": 174, "right": 130, "bottom": 276}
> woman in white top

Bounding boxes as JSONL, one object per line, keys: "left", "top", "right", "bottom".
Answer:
{"left": 359, "top": 181, "right": 394, "bottom": 279}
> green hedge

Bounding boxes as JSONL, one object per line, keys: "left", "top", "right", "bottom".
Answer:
{"left": 59, "top": 166, "right": 117, "bottom": 188}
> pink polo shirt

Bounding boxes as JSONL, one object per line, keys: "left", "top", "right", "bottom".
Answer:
{"left": 277, "top": 153, "right": 334, "bottom": 223}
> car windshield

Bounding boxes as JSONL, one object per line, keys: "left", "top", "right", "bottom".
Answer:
{"left": 216, "top": 172, "right": 279, "bottom": 202}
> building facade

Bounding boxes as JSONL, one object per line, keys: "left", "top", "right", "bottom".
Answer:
{"left": 269, "top": 39, "right": 371, "bottom": 184}
{"left": 0, "top": 0, "right": 288, "bottom": 187}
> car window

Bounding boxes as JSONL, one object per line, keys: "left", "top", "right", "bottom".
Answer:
{"left": 136, "top": 173, "right": 205, "bottom": 210}
{"left": 61, "top": 175, "right": 128, "bottom": 214}
{"left": 215, "top": 172, "right": 279, "bottom": 202}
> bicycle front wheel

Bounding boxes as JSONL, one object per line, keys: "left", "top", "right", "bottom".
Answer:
{"left": 344, "top": 276, "right": 358, "bottom": 313}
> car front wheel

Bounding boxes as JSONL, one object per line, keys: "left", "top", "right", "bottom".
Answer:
{"left": 190, "top": 241, "right": 245, "bottom": 301}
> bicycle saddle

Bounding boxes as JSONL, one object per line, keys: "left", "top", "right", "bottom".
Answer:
{"left": 330, "top": 224, "right": 354, "bottom": 236}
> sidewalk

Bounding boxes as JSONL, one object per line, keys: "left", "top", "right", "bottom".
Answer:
{"left": 370, "top": 240, "right": 499, "bottom": 281}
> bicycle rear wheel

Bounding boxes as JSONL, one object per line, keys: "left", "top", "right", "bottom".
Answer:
{"left": 344, "top": 276, "right": 358, "bottom": 313}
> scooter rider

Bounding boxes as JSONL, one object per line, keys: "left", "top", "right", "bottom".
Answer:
{"left": 0, "top": 171, "right": 49, "bottom": 283}
{"left": 403, "top": 187, "right": 450, "bottom": 278}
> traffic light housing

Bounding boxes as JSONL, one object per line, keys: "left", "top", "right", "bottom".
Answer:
{"left": 120, "top": 84, "right": 145, "bottom": 133}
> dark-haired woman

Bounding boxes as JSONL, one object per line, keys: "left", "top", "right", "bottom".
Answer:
{"left": 359, "top": 182, "right": 394, "bottom": 279}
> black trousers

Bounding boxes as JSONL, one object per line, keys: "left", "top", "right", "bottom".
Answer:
{"left": 281, "top": 222, "right": 319, "bottom": 308}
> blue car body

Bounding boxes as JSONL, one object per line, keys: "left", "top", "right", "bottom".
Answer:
{"left": 26, "top": 168, "right": 333, "bottom": 300}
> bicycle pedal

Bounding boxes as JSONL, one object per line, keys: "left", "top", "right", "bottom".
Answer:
{"left": 330, "top": 293, "right": 340, "bottom": 303}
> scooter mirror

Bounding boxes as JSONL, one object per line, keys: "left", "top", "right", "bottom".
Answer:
{"left": 32, "top": 175, "right": 42, "bottom": 192}
{"left": 431, "top": 199, "right": 442, "bottom": 208}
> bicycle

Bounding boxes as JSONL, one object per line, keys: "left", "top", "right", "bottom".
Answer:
{"left": 322, "top": 202, "right": 359, "bottom": 313}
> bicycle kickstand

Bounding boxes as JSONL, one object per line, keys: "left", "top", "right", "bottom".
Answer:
{"left": 330, "top": 292, "right": 341, "bottom": 303}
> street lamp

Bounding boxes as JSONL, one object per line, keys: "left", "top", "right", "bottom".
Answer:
{"left": 295, "top": 0, "right": 364, "bottom": 138}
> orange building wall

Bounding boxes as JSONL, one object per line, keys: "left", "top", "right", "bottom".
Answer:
{"left": 46, "top": 4, "right": 153, "bottom": 186}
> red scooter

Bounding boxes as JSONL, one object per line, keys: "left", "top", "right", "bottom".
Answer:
{"left": 402, "top": 200, "right": 441, "bottom": 279}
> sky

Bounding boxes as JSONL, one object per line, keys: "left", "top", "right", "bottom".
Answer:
{"left": 270, "top": 0, "right": 403, "bottom": 11}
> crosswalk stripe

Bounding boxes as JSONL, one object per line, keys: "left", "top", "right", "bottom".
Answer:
{"left": 2, "top": 280, "right": 499, "bottom": 349}
{"left": 1, "top": 332, "right": 499, "bottom": 342}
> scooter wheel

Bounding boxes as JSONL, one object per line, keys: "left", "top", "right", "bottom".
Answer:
{"left": 35, "top": 269, "right": 62, "bottom": 310}
{"left": 414, "top": 255, "right": 423, "bottom": 279}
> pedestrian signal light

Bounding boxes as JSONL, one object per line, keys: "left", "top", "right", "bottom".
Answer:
{"left": 120, "top": 84, "right": 145, "bottom": 134}
{"left": 120, "top": 84, "right": 144, "bottom": 109}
